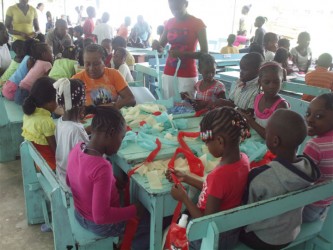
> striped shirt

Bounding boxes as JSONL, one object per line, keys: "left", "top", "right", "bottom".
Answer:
{"left": 302, "top": 67, "right": 333, "bottom": 102}
{"left": 304, "top": 130, "right": 333, "bottom": 206}
{"left": 229, "top": 77, "right": 259, "bottom": 110}
{"left": 194, "top": 79, "right": 225, "bottom": 102}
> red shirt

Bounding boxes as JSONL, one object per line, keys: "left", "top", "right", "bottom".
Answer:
{"left": 83, "top": 18, "right": 96, "bottom": 42}
{"left": 197, "top": 153, "right": 250, "bottom": 211}
{"left": 164, "top": 15, "right": 206, "bottom": 78}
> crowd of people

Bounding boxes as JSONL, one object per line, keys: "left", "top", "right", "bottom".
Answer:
{"left": 0, "top": 0, "right": 333, "bottom": 249}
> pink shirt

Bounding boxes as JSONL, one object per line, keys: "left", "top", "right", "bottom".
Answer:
{"left": 66, "top": 143, "right": 136, "bottom": 224}
{"left": 164, "top": 15, "right": 206, "bottom": 78}
{"left": 197, "top": 153, "right": 250, "bottom": 211}
{"left": 304, "top": 130, "right": 333, "bottom": 206}
{"left": 20, "top": 60, "right": 52, "bottom": 90}
{"left": 194, "top": 79, "right": 225, "bottom": 102}
{"left": 83, "top": 18, "right": 96, "bottom": 42}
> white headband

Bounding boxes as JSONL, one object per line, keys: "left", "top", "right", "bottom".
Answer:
{"left": 54, "top": 78, "right": 73, "bottom": 111}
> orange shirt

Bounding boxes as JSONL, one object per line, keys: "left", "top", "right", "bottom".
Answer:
{"left": 302, "top": 67, "right": 333, "bottom": 101}
{"left": 72, "top": 68, "right": 128, "bottom": 106}
{"left": 117, "top": 24, "right": 129, "bottom": 39}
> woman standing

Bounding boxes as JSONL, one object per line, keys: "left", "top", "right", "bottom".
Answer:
{"left": 158, "top": 0, "right": 208, "bottom": 99}
{"left": 5, "top": 0, "right": 40, "bottom": 41}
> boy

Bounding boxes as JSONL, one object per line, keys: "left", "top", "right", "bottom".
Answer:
{"left": 240, "top": 109, "right": 320, "bottom": 249}
{"left": 303, "top": 53, "right": 333, "bottom": 102}
{"left": 101, "top": 38, "right": 112, "bottom": 67}
{"left": 264, "top": 32, "right": 278, "bottom": 61}
{"left": 111, "top": 47, "right": 133, "bottom": 82}
{"left": 220, "top": 34, "right": 239, "bottom": 54}
{"left": 112, "top": 36, "right": 135, "bottom": 70}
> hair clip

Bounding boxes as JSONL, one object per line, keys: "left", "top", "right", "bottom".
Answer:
{"left": 200, "top": 130, "right": 213, "bottom": 141}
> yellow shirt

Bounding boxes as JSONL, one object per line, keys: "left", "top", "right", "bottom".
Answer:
{"left": 220, "top": 46, "right": 239, "bottom": 54}
{"left": 22, "top": 108, "right": 55, "bottom": 145}
{"left": 6, "top": 4, "right": 38, "bottom": 40}
{"left": 126, "top": 51, "right": 135, "bottom": 70}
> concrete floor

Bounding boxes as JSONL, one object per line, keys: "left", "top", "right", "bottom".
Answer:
{"left": 0, "top": 160, "right": 54, "bottom": 250}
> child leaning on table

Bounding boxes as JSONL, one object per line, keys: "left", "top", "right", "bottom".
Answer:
{"left": 54, "top": 78, "right": 89, "bottom": 189}
{"left": 49, "top": 46, "right": 78, "bottom": 80}
{"left": 303, "top": 93, "right": 333, "bottom": 222}
{"left": 166, "top": 107, "right": 251, "bottom": 249}
{"left": 240, "top": 109, "right": 320, "bottom": 250}
{"left": 181, "top": 53, "right": 226, "bottom": 111}
{"left": 22, "top": 77, "right": 57, "bottom": 171}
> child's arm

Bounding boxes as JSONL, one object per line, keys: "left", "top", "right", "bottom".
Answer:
{"left": 45, "top": 135, "right": 57, "bottom": 153}
{"left": 166, "top": 169, "right": 203, "bottom": 190}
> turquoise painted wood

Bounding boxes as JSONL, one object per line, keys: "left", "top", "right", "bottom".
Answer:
{"left": 20, "top": 141, "right": 117, "bottom": 250}
{"left": 186, "top": 180, "right": 333, "bottom": 250}
{"left": 0, "top": 96, "right": 24, "bottom": 162}
{"left": 212, "top": 53, "right": 246, "bottom": 67}
{"left": 225, "top": 65, "right": 240, "bottom": 72}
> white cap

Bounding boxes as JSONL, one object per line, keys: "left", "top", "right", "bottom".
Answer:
{"left": 178, "top": 214, "right": 188, "bottom": 228}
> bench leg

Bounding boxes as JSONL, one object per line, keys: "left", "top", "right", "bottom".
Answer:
{"left": 150, "top": 196, "right": 164, "bottom": 250}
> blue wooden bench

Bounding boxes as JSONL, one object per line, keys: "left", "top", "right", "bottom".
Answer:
{"left": 187, "top": 180, "right": 333, "bottom": 250}
{"left": 0, "top": 96, "right": 24, "bottom": 162}
{"left": 20, "top": 141, "right": 117, "bottom": 250}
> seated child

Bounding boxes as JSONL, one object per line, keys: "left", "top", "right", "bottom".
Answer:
{"left": 15, "top": 43, "right": 53, "bottom": 105}
{"left": 274, "top": 48, "right": 291, "bottom": 80}
{"left": 263, "top": 32, "right": 278, "bottom": 62}
{"left": 73, "top": 25, "right": 84, "bottom": 52}
{"left": 182, "top": 53, "right": 226, "bottom": 111}
{"left": 2, "top": 39, "right": 37, "bottom": 100}
{"left": 220, "top": 34, "right": 239, "bottom": 54}
{"left": 127, "top": 27, "right": 144, "bottom": 48}
{"left": 303, "top": 93, "right": 333, "bottom": 222}
{"left": 166, "top": 107, "right": 250, "bottom": 249}
{"left": 111, "top": 47, "right": 134, "bottom": 82}
{"left": 22, "top": 77, "right": 57, "bottom": 170}
{"left": 0, "top": 22, "right": 11, "bottom": 76}
{"left": 216, "top": 52, "right": 264, "bottom": 114}
{"left": 240, "top": 109, "right": 320, "bottom": 249}
{"left": 49, "top": 46, "right": 78, "bottom": 80}
{"left": 54, "top": 78, "right": 88, "bottom": 189}
{"left": 303, "top": 53, "right": 333, "bottom": 102}
{"left": 101, "top": 38, "right": 113, "bottom": 67}
{"left": 242, "top": 62, "right": 289, "bottom": 139}
{"left": 66, "top": 106, "right": 148, "bottom": 249}
{"left": 0, "top": 40, "right": 27, "bottom": 88}
{"left": 249, "top": 43, "right": 265, "bottom": 58}
{"left": 278, "top": 38, "right": 290, "bottom": 51}
{"left": 112, "top": 36, "right": 135, "bottom": 70}
{"left": 78, "top": 38, "right": 94, "bottom": 66}
{"left": 290, "top": 31, "right": 312, "bottom": 73}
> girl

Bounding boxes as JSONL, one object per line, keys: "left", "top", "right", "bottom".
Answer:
{"left": 54, "top": 78, "right": 88, "bottom": 189}
{"left": 290, "top": 31, "right": 312, "bottom": 73}
{"left": 49, "top": 46, "right": 78, "bottom": 80}
{"left": 241, "top": 61, "right": 289, "bottom": 139}
{"left": 22, "top": 76, "right": 57, "bottom": 171}
{"left": 111, "top": 47, "right": 134, "bottom": 82}
{"left": 66, "top": 106, "right": 147, "bottom": 249}
{"left": 253, "top": 16, "right": 267, "bottom": 46}
{"left": 274, "top": 47, "right": 290, "bottom": 80}
{"left": 303, "top": 93, "right": 333, "bottom": 222}
{"left": 15, "top": 43, "right": 53, "bottom": 105}
{"left": 166, "top": 107, "right": 250, "bottom": 249}
{"left": 182, "top": 53, "right": 226, "bottom": 111}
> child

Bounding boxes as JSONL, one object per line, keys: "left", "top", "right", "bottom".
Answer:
{"left": 22, "top": 76, "right": 57, "bottom": 171}
{"left": 49, "top": 46, "right": 78, "bottom": 80}
{"left": 166, "top": 107, "right": 250, "bottom": 249}
{"left": 111, "top": 47, "right": 134, "bottom": 82}
{"left": 54, "top": 78, "right": 88, "bottom": 189}
{"left": 278, "top": 38, "right": 290, "bottom": 51}
{"left": 2, "top": 39, "right": 37, "bottom": 101}
{"left": 66, "top": 106, "right": 147, "bottom": 249}
{"left": 253, "top": 16, "right": 267, "bottom": 46}
{"left": 101, "top": 38, "right": 113, "bottom": 67}
{"left": 274, "top": 47, "right": 290, "bottom": 80}
{"left": 241, "top": 62, "right": 289, "bottom": 139}
{"left": 112, "top": 36, "right": 136, "bottom": 71}
{"left": 303, "top": 53, "right": 333, "bottom": 102}
{"left": 0, "top": 40, "right": 27, "bottom": 87}
{"left": 263, "top": 32, "right": 278, "bottom": 62}
{"left": 0, "top": 22, "right": 11, "bottom": 76}
{"left": 182, "top": 53, "right": 226, "bottom": 111}
{"left": 78, "top": 38, "right": 94, "bottom": 66}
{"left": 290, "top": 31, "right": 312, "bottom": 73}
{"left": 83, "top": 6, "right": 96, "bottom": 42}
{"left": 240, "top": 109, "right": 320, "bottom": 249}
{"left": 15, "top": 43, "right": 53, "bottom": 105}
{"left": 73, "top": 25, "right": 84, "bottom": 51}
{"left": 220, "top": 34, "right": 239, "bottom": 54}
{"left": 92, "top": 12, "right": 113, "bottom": 45}
{"left": 303, "top": 93, "right": 333, "bottom": 222}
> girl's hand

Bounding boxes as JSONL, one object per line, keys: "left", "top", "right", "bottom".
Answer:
{"left": 165, "top": 169, "right": 187, "bottom": 183}
{"left": 192, "top": 100, "right": 210, "bottom": 111}
{"left": 180, "top": 92, "right": 191, "bottom": 100}
{"left": 171, "top": 184, "right": 187, "bottom": 202}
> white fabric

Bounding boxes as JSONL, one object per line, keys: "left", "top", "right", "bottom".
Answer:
{"left": 264, "top": 50, "right": 275, "bottom": 62}
{"left": 55, "top": 118, "right": 89, "bottom": 189}
{"left": 54, "top": 78, "right": 72, "bottom": 111}
{"left": 162, "top": 74, "right": 197, "bottom": 99}
{"left": 0, "top": 44, "right": 11, "bottom": 71}
{"left": 118, "top": 64, "right": 134, "bottom": 82}
{"left": 37, "top": 9, "right": 47, "bottom": 34}
{"left": 92, "top": 23, "right": 114, "bottom": 45}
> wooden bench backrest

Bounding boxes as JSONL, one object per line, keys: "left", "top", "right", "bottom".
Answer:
{"left": 281, "top": 82, "right": 331, "bottom": 97}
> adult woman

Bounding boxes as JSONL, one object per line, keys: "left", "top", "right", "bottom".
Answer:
{"left": 5, "top": 0, "right": 40, "bottom": 41}
{"left": 158, "top": 0, "right": 208, "bottom": 99}
{"left": 72, "top": 44, "right": 136, "bottom": 108}
{"left": 290, "top": 31, "right": 312, "bottom": 73}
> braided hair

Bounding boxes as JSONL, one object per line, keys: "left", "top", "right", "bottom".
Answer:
{"left": 89, "top": 106, "right": 125, "bottom": 136}
{"left": 200, "top": 107, "right": 250, "bottom": 143}
{"left": 56, "top": 79, "right": 86, "bottom": 109}
{"left": 84, "top": 43, "right": 107, "bottom": 61}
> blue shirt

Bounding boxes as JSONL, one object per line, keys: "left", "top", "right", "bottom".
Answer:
{"left": 9, "top": 55, "right": 30, "bottom": 85}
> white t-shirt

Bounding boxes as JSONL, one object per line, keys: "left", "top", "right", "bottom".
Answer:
{"left": 111, "top": 60, "right": 134, "bottom": 82}
{"left": 265, "top": 50, "right": 275, "bottom": 62}
{"left": 37, "top": 9, "right": 47, "bottom": 34}
{"left": 0, "top": 44, "right": 11, "bottom": 72}
{"left": 93, "top": 23, "right": 114, "bottom": 45}
{"left": 55, "top": 118, "right": 89, "bottom": 189}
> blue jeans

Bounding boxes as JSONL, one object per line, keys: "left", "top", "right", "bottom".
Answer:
{"left": 302, "top": 205, "right": 329, "bottom": 222}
